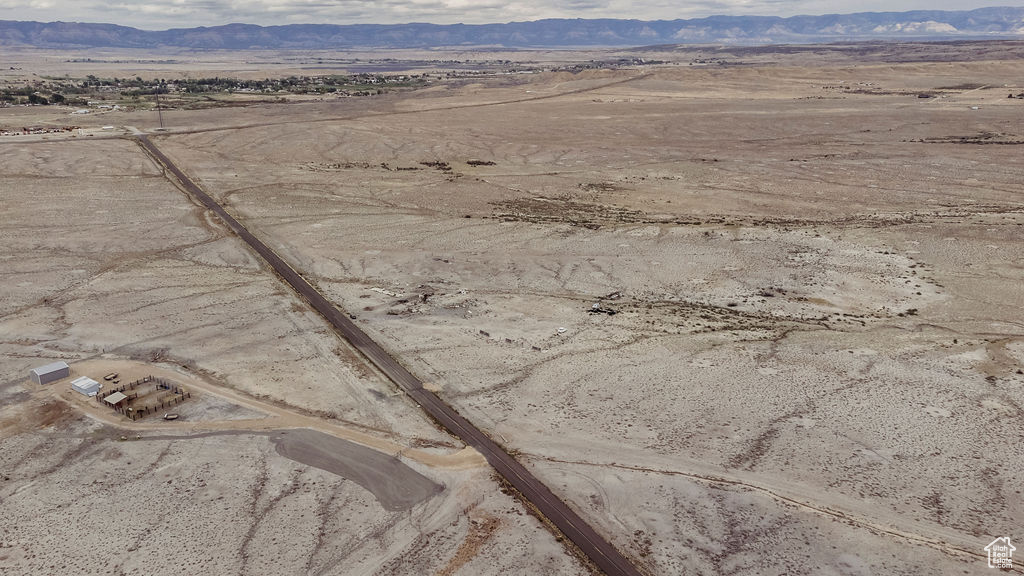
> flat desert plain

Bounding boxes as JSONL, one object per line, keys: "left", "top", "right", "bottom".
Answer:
{"left": 1, "top": 43, "right": 1023, "bottom": 575}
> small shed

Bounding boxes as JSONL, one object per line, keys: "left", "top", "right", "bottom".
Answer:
{"left": 71, "top": 376, "right": 101, "bottom": 397}
{"left": 71, "top": 375, "right": 100, "bottom": 397}
{"left": 104, "top": 391, "right": 128, "bottom": 406}
{"left": 30, "top": 361, "right": 70, "bottom": 385}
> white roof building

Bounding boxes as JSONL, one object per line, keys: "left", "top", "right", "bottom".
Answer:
{"left": 71, "top": 376, "right": 101, "bottom": 397}
{"left": 104, "top": 391, "right": 128, "bottom": 405}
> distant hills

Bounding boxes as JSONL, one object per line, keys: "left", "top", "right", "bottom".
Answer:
{"left": 1, "top": 8, "right": 1023, "bottom": 49}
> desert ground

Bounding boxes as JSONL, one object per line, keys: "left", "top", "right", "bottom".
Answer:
{"left": 2, "top": 42, "right": 1023, "bottom": 575}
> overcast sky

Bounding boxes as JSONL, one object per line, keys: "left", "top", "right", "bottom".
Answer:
{"left": 0, "top": 0, "right": 1020, "bottom": 29}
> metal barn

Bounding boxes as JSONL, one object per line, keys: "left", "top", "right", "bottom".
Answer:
{"left": 29, "top": 361, "right": 70, "bottom": 385}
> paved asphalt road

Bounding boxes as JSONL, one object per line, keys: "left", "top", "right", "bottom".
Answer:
{"left": 136, "top": 135, "right": 645, "bottom": 576}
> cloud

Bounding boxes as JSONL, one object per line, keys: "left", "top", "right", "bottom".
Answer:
{"left": 0, "top": 0, "right": 1015, "bottom": 29}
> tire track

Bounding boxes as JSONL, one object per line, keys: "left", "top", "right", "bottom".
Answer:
{"left": 534, "top": 454, "right": 1017, "bottom": 570}
{"left": 148, "top": 72, "right": 654, "bottom": 138}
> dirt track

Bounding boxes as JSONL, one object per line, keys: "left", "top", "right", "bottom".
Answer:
{"left": 129, "top": 428, "right": 445, "bottom": 511}
{"left": 48, "top": 358, "right": 486, "bottom": 470}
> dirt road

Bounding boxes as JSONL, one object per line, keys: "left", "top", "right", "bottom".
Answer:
{"left": 51, "top": 358, "right": 485, "bottom": 470}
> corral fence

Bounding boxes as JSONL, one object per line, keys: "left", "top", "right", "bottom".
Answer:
{"left": 95, "top": 375, "right": 191, "bottom": 420}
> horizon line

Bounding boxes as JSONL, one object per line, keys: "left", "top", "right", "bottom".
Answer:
{"left": 3, "top": 5, "right": 1023, "bottom": 33}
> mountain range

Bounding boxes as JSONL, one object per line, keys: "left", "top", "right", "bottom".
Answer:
{"left": 1, "top": 7, "right": 1023, "bottom": 49}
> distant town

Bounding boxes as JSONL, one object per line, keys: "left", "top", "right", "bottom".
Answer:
{"left": 0, "top": 57, "right": 658, "bottom": 111}
{"left": 0, "top": 73, "right": 431, "bottom": 108}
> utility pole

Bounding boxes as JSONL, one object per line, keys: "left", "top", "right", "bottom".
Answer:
{"left": 155, "top": 91, "right": 164, "bottom": 129}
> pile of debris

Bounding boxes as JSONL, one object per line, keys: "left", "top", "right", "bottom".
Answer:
{"left": 588, "top": 292, "right": 622, "bottom": 316}
{"left": 589, "top": 303, "right": 617, "bottom": 315}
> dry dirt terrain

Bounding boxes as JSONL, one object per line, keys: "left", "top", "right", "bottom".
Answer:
{"left": 2, "top": 43, "right": 1023, "bottom": 575}
{"left": 0, "top": 135, "right": 579, "bottom": 575}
